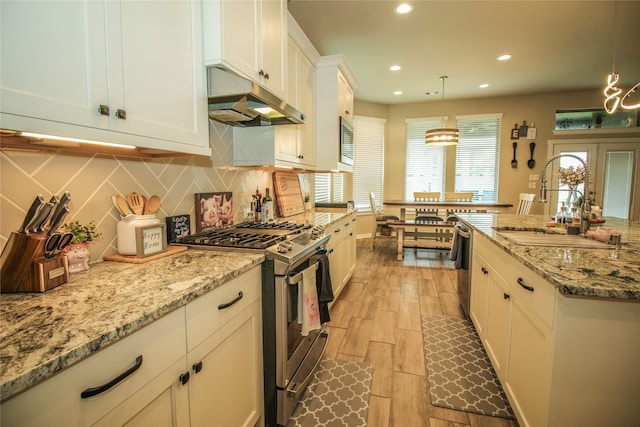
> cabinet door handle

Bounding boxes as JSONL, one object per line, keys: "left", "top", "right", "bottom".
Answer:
{"left": 98, "top": 104, "right": 110, "bottom": 116}
{"left": 80, "top": 355, "right": 143, "bottom": 398}
{"left": 192, "top": 361, "right": 203, "bottom": 374}
{"left": 481, "top": 267, "right": 488, "bottom": 275}
{"left": 517, "top": 278, "right": 535, "bottom": 292}
{"left": 504, "top": 293, "right": 510, "bottom": 300}
{"left": 115, "top": 109, "right": 127, "bottom": 120}
{"left": 218, "top": 291, "right": 243, "bottom": 310}
{"left": 179, "top": 372, "right": 190, "bottom": 385}
{"left": 334, "top": 228, "right": 341, "bottom": 233}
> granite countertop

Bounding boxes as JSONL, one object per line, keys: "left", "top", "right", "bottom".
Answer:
{"left": 456, "top": 213, "right": 640, "bottom": 300}
{"left": 0, "top": 210, "right": 354, "bottom": 401}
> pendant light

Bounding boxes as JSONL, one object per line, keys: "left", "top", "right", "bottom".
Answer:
{"left": 426, "top": 75, "right": 459, "bottom": 146}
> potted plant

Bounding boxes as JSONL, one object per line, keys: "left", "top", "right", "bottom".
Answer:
{"left": 304, "top": 194, "right": 312, "bottom": 211}
{"left": 62, "top": 220, "right": 101, "bottom": 273}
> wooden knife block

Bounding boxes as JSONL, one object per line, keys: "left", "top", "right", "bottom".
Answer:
{"left": 0, "top": 231, "right": 69, "bottom": 293}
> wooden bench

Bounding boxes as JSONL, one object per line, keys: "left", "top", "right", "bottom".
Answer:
{"left": 387, "top": 220, "right": 455, "bottom": 260}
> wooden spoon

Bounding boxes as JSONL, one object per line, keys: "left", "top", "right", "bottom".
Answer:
{"left": 144, "top": 195, "right": 161, "bottom": 215}
{"left": 127, "top": 192, "right": 144, "bottom": 215}
{"left": 114, "top": 194, "right": 132, "bottom": 216}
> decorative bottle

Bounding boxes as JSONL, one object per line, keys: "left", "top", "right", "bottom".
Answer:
{"left": 262, "top": 187, "right": 273, "bottom": 222}
{"left": 555, "top": 202, "right": 567, "bottom": 228}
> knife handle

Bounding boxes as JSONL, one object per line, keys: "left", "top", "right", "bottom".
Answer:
{"left": 20, "top": 195, "right": 45, "bottom": 233}
{"left": 30, "top": 202, "right": 55, "bottom": 233}
{"left": 48, "top": 205, "right": 70, "bottom": 236}
{"left": 51, "top": 191, "right": 71, "bottom": 222}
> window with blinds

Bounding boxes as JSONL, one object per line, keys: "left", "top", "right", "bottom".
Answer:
{"left": 353, "top": 116, "right": 386, "bottom": 210}
{"left": 454, "top": 114, "right": 503, "bottom": 201}
{"left": 314, "top": 173, "right": 344, "bottom": 203}
{"left": 404, "top": 118, "right": 446, "bottom": 200}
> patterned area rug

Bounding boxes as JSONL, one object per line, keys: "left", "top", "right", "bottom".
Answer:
{"left": 286, "top": 358, "right": 373, "bottom": 427}
{"left": 421, "top": 315, "right": 515, "bottom": 419}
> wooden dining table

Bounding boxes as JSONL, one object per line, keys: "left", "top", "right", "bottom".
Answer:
{"left": 382, "top": 199, "right": 513, "bottom": 260}
{"left": 382, "top": 199, "right": 513, "bottom": 220}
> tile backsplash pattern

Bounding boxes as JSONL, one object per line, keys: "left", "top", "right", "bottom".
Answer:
{"left": 0, "top": 121, "right": 291, "bottom": 263}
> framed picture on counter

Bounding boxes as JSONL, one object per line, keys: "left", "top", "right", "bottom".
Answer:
{"left": 195, "top": 192, "right": 233, "bottom": 232}
{"left": 135, "top": 224, "right": 167, "bottom": 258}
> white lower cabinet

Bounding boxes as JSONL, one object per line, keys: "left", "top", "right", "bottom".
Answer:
{"left": 1, "top": 266, "right": 263, "bottom": 427}
{"left": 471, "top": 231, "right": 640, "bottom": 427}
{"left": 325, "top": 213, "right": 356, "bottom": 299}
{"left": 185, "top": 266, "right": 263, "bottom": 427}
{"left": 1, "top": 309, "right": 187, "bottom": 427}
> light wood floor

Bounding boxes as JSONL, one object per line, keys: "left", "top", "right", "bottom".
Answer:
{"left": 326, "top": 237, "right": 520, "bottom": 427}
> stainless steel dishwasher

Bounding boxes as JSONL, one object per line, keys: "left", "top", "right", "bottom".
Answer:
{"left": 455, "top": 224, "right": 472, "bottom": 318}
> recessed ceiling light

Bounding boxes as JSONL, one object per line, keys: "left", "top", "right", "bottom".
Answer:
{"left": 479, "top": 84, "right": 489, "bottom": 88}
{"left": 497, "top": 54, "right": 512, "bottom": 61}
{"left": 394, "top": 91, "right": 403, "bottom": 95}
{"left": 396, "top": 3, "right": 413, "bottom": 14}
{"left": 390, "top": 65, "right": 402, "bottom": 71}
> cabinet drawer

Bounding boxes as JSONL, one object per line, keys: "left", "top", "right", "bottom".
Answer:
{"left": 1, "top": 309, "right": 186, "bottom": 427}
{"left": 475, "top": 232, "right": 555, "bottom": 329}
{"left": 501, "top": 261, "right": 556, "bottom": 329}
{"left": 186, "top": 266, "right": 261, "bottom": 351}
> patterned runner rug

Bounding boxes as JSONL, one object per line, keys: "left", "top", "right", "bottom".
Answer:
{"left": 421, "top": 315, "right": 515, "bottom": 419}
{"left": 286, "top": 358, "right": 373, "bottom": 427}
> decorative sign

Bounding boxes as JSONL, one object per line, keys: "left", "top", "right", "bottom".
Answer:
{"left": 195, "top": 192, "right": 233, "bottom": 232}
{"left": 166, "top": 215, "right": 190, "bottom": 243}
{"left": 135, "top": 224, "right": 167, "bottom": 258}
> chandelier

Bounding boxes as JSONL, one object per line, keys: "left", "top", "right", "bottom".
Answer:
{"left": 426, "top": 76, "right": 459, "bottom": 146}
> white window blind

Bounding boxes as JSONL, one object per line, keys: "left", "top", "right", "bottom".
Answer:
{"left": 314, "top": 173, "right": 345, "bottom": 203}
{"left": 454, "top": 114, "right": 503, "bottom": 201}
{"left": 315, "top": 173, "right": 331, "bottom": 203}
{"left": 353, "top": 116, "right": 386, "bottom": 210}
{"left": 405, "top": 118, "right": 446, "bottom": 200}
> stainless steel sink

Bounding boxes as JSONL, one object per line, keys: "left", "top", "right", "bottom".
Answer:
{"left": 493, "top": 229, "right": 611, "bottom": 248}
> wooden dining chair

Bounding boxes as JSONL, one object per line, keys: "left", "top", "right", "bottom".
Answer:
{"left": 517, "top": 193, "right": 535, "bottom": 215}
{"left": 369, "top": 192, "right": 399, "bottom": 250}
{"left": 444, "top": 191, "right": 474, "bottom": 221}
{"left": 413, "top": 191, "right": 441, "bottom": 220}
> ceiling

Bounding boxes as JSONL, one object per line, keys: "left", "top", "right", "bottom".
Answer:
{"left": 287, "top": 0, "right": 640, "bottom": 105}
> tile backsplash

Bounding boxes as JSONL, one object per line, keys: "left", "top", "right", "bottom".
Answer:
{"left": 1, "top": 121, "right": 312, "bottom": 263}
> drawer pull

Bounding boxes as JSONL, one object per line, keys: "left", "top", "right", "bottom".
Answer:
{"left": 218, "top": 291, "right": 243, "bottom": 310}
{"left": 517, "top": 278, "right": 535, "bottom": 292}
{"left": 481, "top": 267, "right": 488, "bottom": 275}
{"left": 193, "top": 361, "right": 203, "bottom": 374}
{"left": 504, "top": 293, "right": 510, "bottom": 300}
{"left": 81, "top": 355, "right": 143, "bottom": 398}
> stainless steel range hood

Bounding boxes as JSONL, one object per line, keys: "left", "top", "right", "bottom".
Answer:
{"left": 207, "top": 67, "right": 305, "bottom": 127}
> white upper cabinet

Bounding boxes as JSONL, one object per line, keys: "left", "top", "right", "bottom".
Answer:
{"left": 0, "top": 0, "right": 210, "bottom": 156}
{"left": 203, "top": 0, "right": 287, "bottom": 100}
{"left": 315, "top": 54, "right": 357, "bottom": 172}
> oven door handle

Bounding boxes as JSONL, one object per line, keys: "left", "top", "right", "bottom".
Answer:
{"left": 286, "top": 262, "right": 319, "bottom": 286}
{"left": 285, "top": 330, "right": 329, "bottom": 397}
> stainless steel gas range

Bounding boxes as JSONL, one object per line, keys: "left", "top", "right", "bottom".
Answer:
{"left": 175, "top": 221, "right": 332, "bottom": 427}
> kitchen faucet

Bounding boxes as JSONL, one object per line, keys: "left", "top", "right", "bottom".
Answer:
{"left": 539, "top": 154, "right": 591, "bottom": 234}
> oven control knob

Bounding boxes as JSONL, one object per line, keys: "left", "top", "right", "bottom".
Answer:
{"left": 277, "top": 245, "right": 288, "bottom": 253}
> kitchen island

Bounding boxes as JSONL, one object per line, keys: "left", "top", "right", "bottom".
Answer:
{"left": 456, "top": 213, "right": 640, "bottom": 427}
{"left": 0, "top": 210, "right": 353, "bottom": 414}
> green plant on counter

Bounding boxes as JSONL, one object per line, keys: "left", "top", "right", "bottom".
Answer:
{"left": 304, "top": 194, "right": 311, "bottom": 203}
{"left": 63, "top": 220, "right": 102, "bottom": 244}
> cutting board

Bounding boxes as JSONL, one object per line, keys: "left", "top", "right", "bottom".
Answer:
{"left": 272, "top": 172, "right": 305, "bottom": 217}
{"left": 104, "top": 245, "right": 188, "bottom": 263}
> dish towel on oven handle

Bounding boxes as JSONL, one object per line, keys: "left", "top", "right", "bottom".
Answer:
{"left": 449, "top": 227, "right": 463, "bottom": 269}
{"left": 299, "top": 262, "right": 321, "bottom": 336}
{"left": 311, "top": 251, "right": 334, "bottom": 324}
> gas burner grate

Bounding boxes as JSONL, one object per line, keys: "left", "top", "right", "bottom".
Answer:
{"left": 177, "top": 229, "right": 288, "bottom": 249}
{"left": 235, "top": 221, "right": 306, "bottom": 231}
